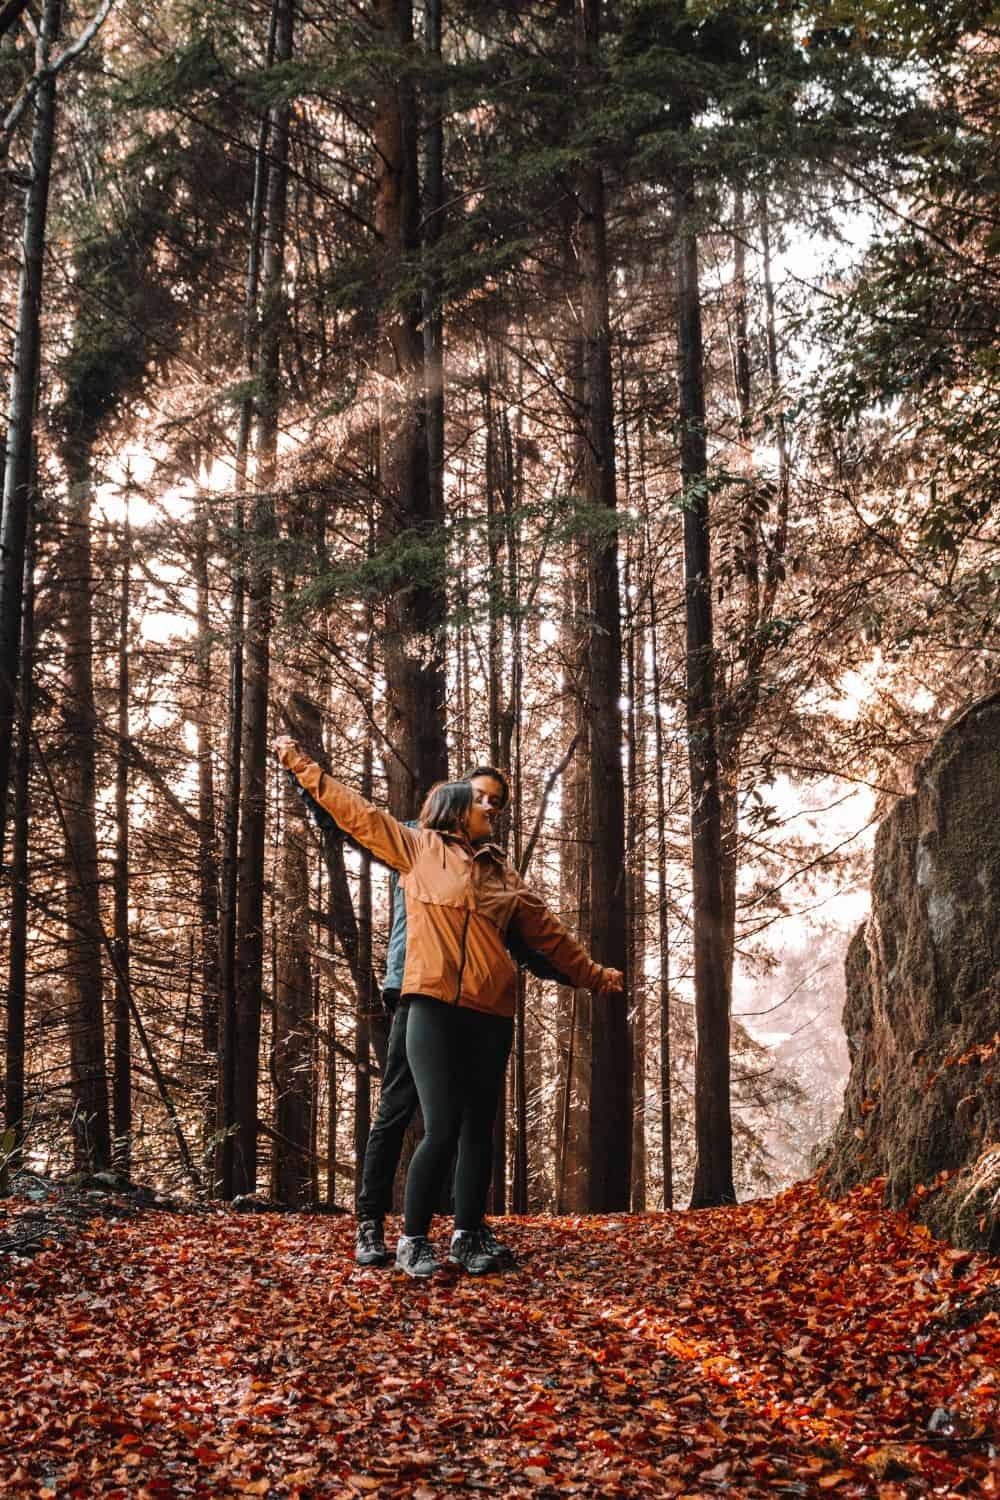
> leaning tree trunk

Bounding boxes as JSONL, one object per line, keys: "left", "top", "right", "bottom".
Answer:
{"left": 61, "top": 461, "right": 112, "bottom": 1171}
{"left": 291, "top": 692, "right": 379, "bottom": 1199}
{"left": 271, "top": 771, "right": 313, "bottom": 1205}
{"left": 271, "top": 502, "right": 316, "bottom": 1207}
{"left": 675, "top": 170, "right": 734, "bottom": 1209}
{"left": 574, "top": 0, "right": 630, "bottom": 1213}
{"left": 374, "top": 0, "right": 448, "bottom": 818}
{"left": 0, "top": 0, "right": 61, "bottom": 861}
{"left": 232, "top": 0, "right": 295, "bottom": 1196}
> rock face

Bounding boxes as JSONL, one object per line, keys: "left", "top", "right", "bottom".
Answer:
{"left": 822, "top": 690, "right": 1000, "bottom": 1250}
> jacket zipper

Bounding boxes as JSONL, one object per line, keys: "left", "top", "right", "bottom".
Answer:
{"left": 453, "top": 908, "right": 472, "bottom": 1005}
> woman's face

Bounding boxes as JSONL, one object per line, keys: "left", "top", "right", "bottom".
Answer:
{"left": 465, "top": 774, "right": 506, "bottom": 842}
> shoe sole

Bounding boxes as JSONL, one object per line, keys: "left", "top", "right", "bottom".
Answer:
{"left": 448, "top": 1251, "right": 516, "bottom": 1268}
{"left": 355, "top": 1254, "right": 391, "bottom": 1267}
{"left": 448, "top": 1256, "right": 507, "bottom": 1275}
{"left": 396, "top": 1263, "right": 437, "bottom": 1278}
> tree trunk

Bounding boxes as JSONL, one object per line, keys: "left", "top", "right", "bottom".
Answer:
{"left": 271, "top": 774, "right": 313, "bottom": 1205}
{"left": 193, "top": 502, "right": 220, "bottom": 1060}
{"left": 502, "top": 415, "right": 524, "bottom": 1214}
{"left": 482, "top": 337, "right": 521, "bottom": 1211}
{"left": 575, "top": 0, "right": 630, "bottom": 1213}
{"left": 555, "top": 258, "right": 592, "bottom": 1215}
{"left": 3, "top": 501, "right": 35, "bottom": 1171}
{"left": 375, "top": 0, "right": 448, "bottom": 817}
{"left": 112, "top": 510, "right": 132, "bottom": 1173}
{"left": 216, "top": 0, "right": 279, "bottom": 1198}
{"left": 62, "top": 465, "right": 111, "bottom": 1171}
{"left": 555, "top": 564, "right": 591, "bottom": 1213}
{"left": 271, "top": 517, "right": 317, "bottom": 1206}
{"left": 648, "top": 546, "right": 674, "bottom": 1210}
{"left": 355, "top": 679, "right": 374, "bottom": 1204}
{"left": 232, "top": 0, "right": 295, "bottom": 1196}
{"left": 716, "top": 190, "right": 791, "bottom": 1010}
{"left": 0, "top": 0, "right": 61, "bottom": 860}
{"left": 422, "top": 0, "right": 444, "bottom": 554}
{"left": 718, "top": 190, "right": 754, "bottom": 993}
{"left": 624, "top": 446, "right": 647, "bottom": 1213}
{"left": 675, "top": 172, "right": 734, "bottom": 1208}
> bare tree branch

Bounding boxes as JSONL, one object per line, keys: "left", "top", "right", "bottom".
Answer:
{"left": 1, "top": 0, "right": 116, "bottom": 162}
{"left": 518, "top": 731, "right": 581, "bottom": 877}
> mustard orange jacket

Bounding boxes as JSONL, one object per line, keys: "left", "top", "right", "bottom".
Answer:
{"left": 278, "top": 744, "right": 618, "bottom": 1019}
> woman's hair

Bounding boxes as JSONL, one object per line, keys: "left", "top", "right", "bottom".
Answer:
{"left": 461, "top": 762, "right": 511, "bottom": 808}
{"left": 419, "top": 779, "right": 474, "bottom": 834}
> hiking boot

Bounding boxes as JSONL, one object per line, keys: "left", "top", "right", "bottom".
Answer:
{"left": 395, "top": 1235, "right": 439, "bottom": 1279}
{"left": 355, "top": 1219, "right": 390, "bottom": 1267}
{"left": 449, "top": 1227, "right": 508, "bottom": 1275}
{"left": 475, "top": 1221, "right": 516, "bottom": 1268}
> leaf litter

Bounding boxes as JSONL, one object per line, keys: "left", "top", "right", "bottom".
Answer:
{"left": 1, "top": 1178, "right": 998, "bottom": 1498}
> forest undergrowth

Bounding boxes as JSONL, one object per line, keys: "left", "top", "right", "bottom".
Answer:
{"left": 1, "top": 1180, "right": 998, "bottom": 1500}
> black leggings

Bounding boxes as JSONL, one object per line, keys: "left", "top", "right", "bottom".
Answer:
{"left": 403, "top": 996, "right": 513, "bottom": 1238}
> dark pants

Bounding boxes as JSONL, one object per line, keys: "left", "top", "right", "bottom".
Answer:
{"left": 355, "top": 998, "right": 417, "bottom": 1222}
{"left": 403, "top": 996, "right": 513, "bottom": 1238}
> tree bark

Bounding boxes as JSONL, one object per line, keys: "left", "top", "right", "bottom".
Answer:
{"left": 216, "top": 0, "right": 279, "bottom": 1198}
{"left": 555, "top": 255, "right": 592, "bottom": 1214}
{"left": 503, "top": 408, "right": 524, "bottom": 1214}
{"left": 3, "top": 500, "right": 35, "bottom": 1171}
{"left": 0, "top": 0, "right": 61, "bottom": 861}
{"left": 675, "top": 172, "right": 734, "bottom": 1208}
{"left": 232, "top": 0, "right": 295, "bottom": 1196}
{"left": 648, "top": 541, "right": 674, "bottom": 1210}
{"left": 61, "top": 466, "right": 111, "bottom": 1171}
{"left": 355, "top": 674, "right": 374, "bottom": 1205}
{"left": 718, "top": 186, "right": 753, "bottom": 994}
{"left": 716, "top": 190, "right": 791, "bottom": 1011}
{"left": 555, "top": 560, "right": 591, "bottom": 1214}
{"left": 193, "top": 501, "right": 220, "bottom": 1060}
{"left": 112, "top": 509, "right": 132, "bottom": 1173}
{"left": 574, "top": 0, "right": 630, "bottom": 1213}
{"left": 374, "top": 0, "right": 448, "bottom": 818}
{"left": 422, "top": 0, "right": 444, "bottom": 553}
{"left": 623, "top": 439, "right": 647, "bottom": 1212}
{"left": 271, "top": 774, "right": 313, "bottom": 1205}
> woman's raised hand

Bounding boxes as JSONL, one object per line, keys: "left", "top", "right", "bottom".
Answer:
{"left": 272, "top": 735, "right": 300, "bottom": 761}
{"left": 600, "top": 967, "right": 625, "bottom": 993}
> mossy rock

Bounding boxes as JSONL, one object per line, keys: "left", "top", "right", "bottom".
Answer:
{"left": 822, "top": 692, "right": 1000, "bottom": 1249}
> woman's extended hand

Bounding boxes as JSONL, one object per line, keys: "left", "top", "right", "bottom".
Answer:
{"left": 272, "top": 735, "right": 300, "bottom": 762}
{"left": 599, "top": 967, "right": 624, "bottom": 993}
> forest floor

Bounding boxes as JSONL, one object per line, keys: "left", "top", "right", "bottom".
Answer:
{"left": 1, "top": 1179, "right": 998, "bottom": 1500}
